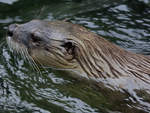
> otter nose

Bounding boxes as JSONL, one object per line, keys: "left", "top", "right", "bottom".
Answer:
{"left": 7, "top": 24, "right": 19, "bottom": 37}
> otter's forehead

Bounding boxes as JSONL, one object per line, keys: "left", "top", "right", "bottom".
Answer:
{"left": 18, "top": 20, "right": 66, "bottom": 33}
{"left": 17, "top": 20, "right": 73, "bottom": 41}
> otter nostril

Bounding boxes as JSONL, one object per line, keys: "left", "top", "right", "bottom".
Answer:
{"left": 7, "top": 31, "right": 13, "bottom": 37}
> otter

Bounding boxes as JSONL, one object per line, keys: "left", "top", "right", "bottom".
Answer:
{"left": 6, "top": 20, "right": 150, "bottom": 90}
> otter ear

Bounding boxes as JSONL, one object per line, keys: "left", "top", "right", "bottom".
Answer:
{"left": 61, "top": 41, "right": 75, "bottom": 55}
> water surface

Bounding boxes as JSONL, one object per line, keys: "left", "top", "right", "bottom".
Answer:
{"left": 0, "top": 0, "right": 150, "bottom": 112}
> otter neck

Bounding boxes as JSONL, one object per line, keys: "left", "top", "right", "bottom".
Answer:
{"left": 75, "top": 36, "right": 150, "bottom": 83}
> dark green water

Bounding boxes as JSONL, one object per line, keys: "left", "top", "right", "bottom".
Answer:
{"left": 0, "top": 0, "right": 150, "bottom": 113}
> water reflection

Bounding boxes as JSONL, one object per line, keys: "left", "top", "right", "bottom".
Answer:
{"left": 0, "top": 0, "right": 150, "bottom": 112}
{"left": 0, "top": 0, "right": 18, "bottom": 5}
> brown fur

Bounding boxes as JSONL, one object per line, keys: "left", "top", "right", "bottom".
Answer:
{"left": 67, "top": 23, "right": 150, "bottom": 83}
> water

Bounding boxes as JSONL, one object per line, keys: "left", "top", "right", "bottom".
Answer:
{"left": 0, "top": 0, "right": 150, "bottom": 112}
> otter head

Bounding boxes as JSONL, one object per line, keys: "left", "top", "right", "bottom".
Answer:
{"left": 6, "top": 20, "right": 94, "bottom": 78}
{"left": 7, "top": 19, "right": 150, "bottom": 85}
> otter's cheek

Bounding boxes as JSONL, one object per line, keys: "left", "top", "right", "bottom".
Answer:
{"left": 30, "top": 49, "right": 48, "bottom": 64}
{"left": 30, "top": 49, "right": 59, "bottom": 67}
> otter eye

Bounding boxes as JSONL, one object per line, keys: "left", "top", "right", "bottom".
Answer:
{"left": 62, "top": 42, "right": 75, "bottom": 54}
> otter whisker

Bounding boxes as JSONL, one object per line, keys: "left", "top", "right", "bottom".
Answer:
{"left": 33, "top": 56, "right": 49, "bottom": 74}
{"left": 23, "top": 51, "right": 38, "bottom": 73}
{"left": 24, "top": 51, "right": 36, "bottom": 70}
{"left": 6, "top": 37, "right": 13, "bottom": 52}
{"left": 24, "top": 49, "right": 42, "bottom": 75}
{"left": 20, "top": 48, "right": 27, "bottom": 60}
{"left": 30, "top": 57, "right": 42, "bottom": 75}
{"left": 23, "top": 49, "right": 39, "bottom": 71}
{"left": 0, "top": 40, "right": 6, "bottom": 48}
{"left": 20, "top": 48, "right": 40, "bottom": 74}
